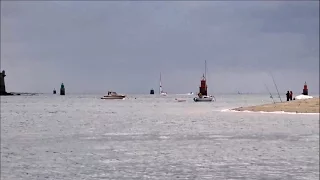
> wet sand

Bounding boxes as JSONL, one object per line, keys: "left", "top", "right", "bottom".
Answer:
{"left": 233, "top": 98, "right": 320, "bottom": 113}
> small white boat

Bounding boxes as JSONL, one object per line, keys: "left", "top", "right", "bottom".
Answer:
{"left": 101, "top": 91, "right": 126, "bottom": 100}
{"left": 175, "top": 98, "right": 186, "bottom": 102}
{"left": 160, "top": 92, "right": 167, "bottom": 96}
{"left": 193, "top": 95, "right": 214, "bottom": 102}
{"left": 159, "top": 72, "right": 167, "bottom": 96}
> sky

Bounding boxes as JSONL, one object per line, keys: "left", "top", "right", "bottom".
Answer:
{"left": 1, "top": 1, "right": 319, "bottom": 94}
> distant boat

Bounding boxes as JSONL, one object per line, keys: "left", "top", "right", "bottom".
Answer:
{"left": 176, "top": 92, "right": 194, "bottom": 95}
{"left": 193, "top": 60, "right": 215, "bottom": 102}
{"left": 150, "top": 89, "right": 155, "bottom": 94}
{"left": 238, "top": 91, "right": 252, "bottom": 95}
{"left": 175, "top": 98, "right": 186, "bottom": 102}
{"left": 159, "top": 72, "right": 167, "bottom": 96}
{"left": 101, "top": 91, "right": 126, "bottom": 99}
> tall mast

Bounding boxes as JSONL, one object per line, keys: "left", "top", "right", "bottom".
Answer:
{"left": 205, "top": 60, "right": 207, "bottom": 80}
{"left": 159, "top": 72, "right": 162, "bottom": 94}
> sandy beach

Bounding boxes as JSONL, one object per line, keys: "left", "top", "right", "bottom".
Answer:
{"left": 233, "top": 97, "right": 320, "bottom": 113}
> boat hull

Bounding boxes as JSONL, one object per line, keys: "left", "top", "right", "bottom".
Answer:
{"left": 193, "top": 96, "right": 214, "bottom": 102}
{"left": 101, "top": 95, "right": 125, "bottom": 100}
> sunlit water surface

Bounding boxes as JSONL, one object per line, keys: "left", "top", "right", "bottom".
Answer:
{"left": 1, "top": 94, "right": 319, "bottom": 180}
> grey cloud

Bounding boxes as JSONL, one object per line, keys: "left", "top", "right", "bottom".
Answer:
{"left": 1, "top": 1, "right": 318, "bottom": 94}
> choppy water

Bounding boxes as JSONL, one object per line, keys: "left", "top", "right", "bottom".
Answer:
{"left": 1, "top": 94, "right": 319, "bottom": 180}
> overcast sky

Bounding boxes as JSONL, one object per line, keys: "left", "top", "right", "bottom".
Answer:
{"left": 1, "top": 1, "right": 319, "bottom": 94}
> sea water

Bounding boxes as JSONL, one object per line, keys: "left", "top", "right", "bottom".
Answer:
{"left": 1, "top": 94, "right": 319, "bottom": 179}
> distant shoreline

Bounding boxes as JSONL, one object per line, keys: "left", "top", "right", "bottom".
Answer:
{"left": 232, "top": 97, "right": 320, "bottom": 114}
{"left": 0, "top": 92, "right": 41, "bottom": 96}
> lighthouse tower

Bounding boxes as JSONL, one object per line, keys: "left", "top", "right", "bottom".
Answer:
{"left": 60, "top": 83, "right": 65, "bottom": 95}
{"left": 199, "top": 74, "right": 208, "bottom": 96}
{"left": 302, "top": 81, "right": 308, "bottom": 95}
{"left": 0, "top": 70, "right": 6, "bottom": 95}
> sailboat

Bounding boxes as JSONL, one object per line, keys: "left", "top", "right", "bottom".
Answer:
{"left": 193, "top": 60, "right": 215, "bottom": 102}
{"left": 159, "top": 72, "right": 167, "bottom": 96}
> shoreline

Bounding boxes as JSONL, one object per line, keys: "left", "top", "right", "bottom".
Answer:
{"left": 0, "top": 92, "right": 40, "bottom": 96}
{"left": 231, "top": 98, "right": 320, "bottom": 114}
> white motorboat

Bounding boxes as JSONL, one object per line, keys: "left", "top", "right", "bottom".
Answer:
{"left": 101, "top": 91, "right": 126, "bottom": 99}
{"left": 194, "top": 60, "right": 215, "bottom": 102}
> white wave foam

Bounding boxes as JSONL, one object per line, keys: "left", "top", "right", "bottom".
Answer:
{"left": 159, "top": 136, "right": 170, "bottom": 139}
{"left": 103, "top": 132, "right": 146, "bottom": 136}
{"left": 220, "top": 109, "right": 319, "bottom": 115}
{"left": 220, "top": 109, "right": 232, "bottom": 112}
